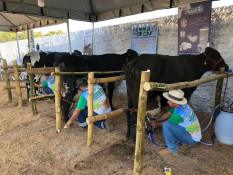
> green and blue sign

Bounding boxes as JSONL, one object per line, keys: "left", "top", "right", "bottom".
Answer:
{"left": 131, "top": 22, "right": 159, "bottom": 54}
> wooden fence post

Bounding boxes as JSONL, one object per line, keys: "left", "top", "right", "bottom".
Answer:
{"left": 13, "top": 61, "right": 23, "bottom": 107}
{"left": 2, "top": 59, "right": 12, "bottom": 102}
{"left": 134, "top": 71, "right": 150, "bottom": 175}
{"left": 55, "top": 67, "right": 62, "bottom": 133}
{"left": 214, "top": 67, "right": 225, "bottom": 121}
{"left": 27, "top": 63, "right": 37, "bottom": 115}
{"left": 87, "top": 72, "right": 95, "bottom": 146}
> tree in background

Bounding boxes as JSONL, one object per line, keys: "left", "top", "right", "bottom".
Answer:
{"left": 0, "top": 30, "right": 64, "bottom": 43}
{"left": 44, "top": 30, "right": 64, "bottom": 36}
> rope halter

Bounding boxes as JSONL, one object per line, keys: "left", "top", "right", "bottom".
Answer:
{"left": 202, "top": 52, "right": 223, "bottom": 72}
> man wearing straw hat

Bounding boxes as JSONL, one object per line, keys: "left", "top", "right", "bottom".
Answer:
{"left": 64, "top": 78, "right": 113, "bottom": 131}
{"left": 151, "top": 89, "right": 202, "bottom": 155}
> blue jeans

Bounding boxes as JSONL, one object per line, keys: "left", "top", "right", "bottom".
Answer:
{"left": 42, "top": 86, "right": 54, "bottom": 100}
{"left": 74, "top": 108, "right": 105, "bottom": 129}
{"left": 163, "top": 121, "right": 198, "bottom": 153}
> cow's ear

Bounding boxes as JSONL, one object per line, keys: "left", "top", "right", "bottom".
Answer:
{"left": 205, "top": 47, "right": 211, "bottom": 53}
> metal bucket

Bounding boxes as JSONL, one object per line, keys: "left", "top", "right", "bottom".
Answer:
{"left": 214, "top": 107, "right": 233, "bottom": 145}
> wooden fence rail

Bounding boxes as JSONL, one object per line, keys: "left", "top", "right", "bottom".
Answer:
{"left": 51, "top": 70, "right": 124, "bottom": 76}
{"left": 0, "top": 65, "right": 23, "bottom": 69}
{"left": 143, "top": 72, "right": 233, "bottom": 91}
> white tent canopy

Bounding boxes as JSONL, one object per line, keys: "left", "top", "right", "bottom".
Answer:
{"left": 0, "top": 0, "right": 209, "bottom": 32}
{"left": 0, "top": 12, "right": 64, "bottom": 32}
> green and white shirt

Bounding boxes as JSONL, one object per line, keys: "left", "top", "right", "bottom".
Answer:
{"left": 41, "top": 76, "right": 55, "bottom": 91}
{"left": 168, "top": 104, "right": 202, "bottom": 142}
{"left": 76, "top": 84, "right": 111, "bottom": 115}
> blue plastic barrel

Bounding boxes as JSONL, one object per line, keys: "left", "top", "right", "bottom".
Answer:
{"left": 214, "top": 108, "right": 233, "bottom": 145}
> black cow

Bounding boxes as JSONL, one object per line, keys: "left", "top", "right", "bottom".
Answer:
{"left": 125, "top": 47, "right": 229, "bottom": 141}
{"left": 23, "top": 51, "right": 70, "bottom": 98}
{"left": 54, "top": 49, "right": 138, "bottom": 122}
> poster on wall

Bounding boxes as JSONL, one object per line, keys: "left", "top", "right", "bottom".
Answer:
{"left": 178, "top": 1, "right": 212, "bottom": 55}
{"left": 131, "top": 22, "right": 159, "bottom": 54}
{"left": 83, "top": 29, "right": 93, "bottom": 55}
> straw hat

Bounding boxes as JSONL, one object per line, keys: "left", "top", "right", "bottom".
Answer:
{"left": 163, "top": 89, "right": 187, "bottom": 105}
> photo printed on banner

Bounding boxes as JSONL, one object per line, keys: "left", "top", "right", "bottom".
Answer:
{"left": 178, "top": 1, "right": 212, "bottom": 55}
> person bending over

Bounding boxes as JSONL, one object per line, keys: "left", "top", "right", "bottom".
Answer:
{"left": 151, "top": 89, "right": 202, "bottom": 155}
{"left": 64, "top": 79, "right": 113, "bottom": 131}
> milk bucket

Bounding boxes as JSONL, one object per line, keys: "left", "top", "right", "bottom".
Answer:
{"left": 214, "top": 107, "right": 233, "bottom": 145}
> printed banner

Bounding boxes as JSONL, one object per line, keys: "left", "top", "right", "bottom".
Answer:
{"left": 131, "top": 22, "right": 159, "bottom": 54}
{"left": 83, "top": 29, "right": 93, "bottom": 55}
{"left": 178, "top": 1, "right": 212, "bottom": 55}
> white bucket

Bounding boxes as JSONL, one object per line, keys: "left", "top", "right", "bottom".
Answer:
{"left": 214, "top": 108, "right": 233, "bottom": 145}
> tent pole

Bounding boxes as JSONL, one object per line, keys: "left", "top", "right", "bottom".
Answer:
{"left": 27, "top": 30, "right": 30, "bottom": 52}
{"left": 16, "top": 32, "right": 21, "bottom": 61}
{"left": 27, "top": 30, "right": 35, "bottom": 52}
{"left": 92, "top": 22, "right": 95, "bottom": 55}
{"left": 67, "top": 19, "right": 72, "bottom": 54}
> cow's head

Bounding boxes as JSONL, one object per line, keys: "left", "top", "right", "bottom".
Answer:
{"left": 122, "top": 49, "right": 138, "bottom": 70}
{"left": 22, "top": 51, "right": 47, "bottom": 68}
{"left": 72, "top": 50, "right": 82, "bottom": 56}
{"left": 53, "top": 55, "right": 87, "bottom": 94}
{"left": 22, "top": 55, "right": 31, "bottom": 68}
{"left": 126, "top": 49, "right": 138, "bottom": 62}
{"left": 204, "top": 47, "right": 229, "bottom": 71}
{"left": 34, "top": 52, "right": 48, "bottom": 67}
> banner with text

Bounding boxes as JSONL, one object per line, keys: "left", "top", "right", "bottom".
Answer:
{"left": 131, "top": 22, "right": 159, "bottom": 54}
{"left": 178, "top": 1, "right": 212, "bottom": 55}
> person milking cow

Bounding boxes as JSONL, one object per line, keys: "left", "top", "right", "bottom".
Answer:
{"left": 148, "top": 89, "right": 202, "bottom": 155}
{"left": 34, "top": 74, "right": 55, "bottom": 102}
{"left": 64, "top": 78, "right": 113, "bottom": 131}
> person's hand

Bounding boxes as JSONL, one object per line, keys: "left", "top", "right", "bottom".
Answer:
{"left": 64, "top": 120, "right": 72, "bottom": 128}
{"left": 150, "top": 121, "right": 158, "bottom": 128}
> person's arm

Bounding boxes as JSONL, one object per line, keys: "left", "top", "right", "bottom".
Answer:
{"left": 155, "top": 111, "right": 172, "bottom": 122}
{"left": 65, "top": 108, "right": 82, "bottom": 127}
{"left": 151, "top": 111, "right": 172, "bottom": 127}
{"left": 34, "top": 83, "right": 42, "bottom": 88}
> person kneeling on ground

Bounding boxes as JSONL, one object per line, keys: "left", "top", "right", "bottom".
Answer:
{"left": 151, "top": 89, "right": 202, "bottom": 155}
{"left": 34, "top": 74, "right": 55, "bottom": 102}
{"left": 64, "top": 78, "right": 113, "bottom": 131}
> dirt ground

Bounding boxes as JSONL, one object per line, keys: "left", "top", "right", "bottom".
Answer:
{"left": 0, "top": 81, "right": 232, "bottom": 175}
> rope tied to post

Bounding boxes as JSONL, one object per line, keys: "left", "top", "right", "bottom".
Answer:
{"left": 62, "top": 98, "right": 71, "bottom": 104}
{"left": 125, "top": 107, "right": 138, "bottom": 113}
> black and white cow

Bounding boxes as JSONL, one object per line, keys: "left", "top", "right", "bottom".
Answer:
{"left": 125, "top": 47, "right": 229, "bottom": 141}
{"left": 54, "top": 49, "right": 139, "bottom": 122}
{"left": 23, "top": 51, "right": 70, "bottom": 98}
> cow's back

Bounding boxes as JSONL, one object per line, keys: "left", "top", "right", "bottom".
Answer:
{"left": 86, "top": 54, "right": 124, "bottom": 71}
{"left": 125, "top": 54, "right": 202, "bottom": 108}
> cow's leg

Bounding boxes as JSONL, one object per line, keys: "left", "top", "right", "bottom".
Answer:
{"left": 130, "top": 112, "right": 137, "bottom": 142}
{"left": 108, "top": 82, "right": 115, "bottom": 110}
{"left": 62, "top": 77, "right": 78, "bottom": 123}
{"left": 62, "top": 87, "right": 78, "bottom": 122}
{"left": 126, "top": 110, "right": 131, "bottom": 139}
{"left": 26, "top": 82, "right": 30, "bottom": 99}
